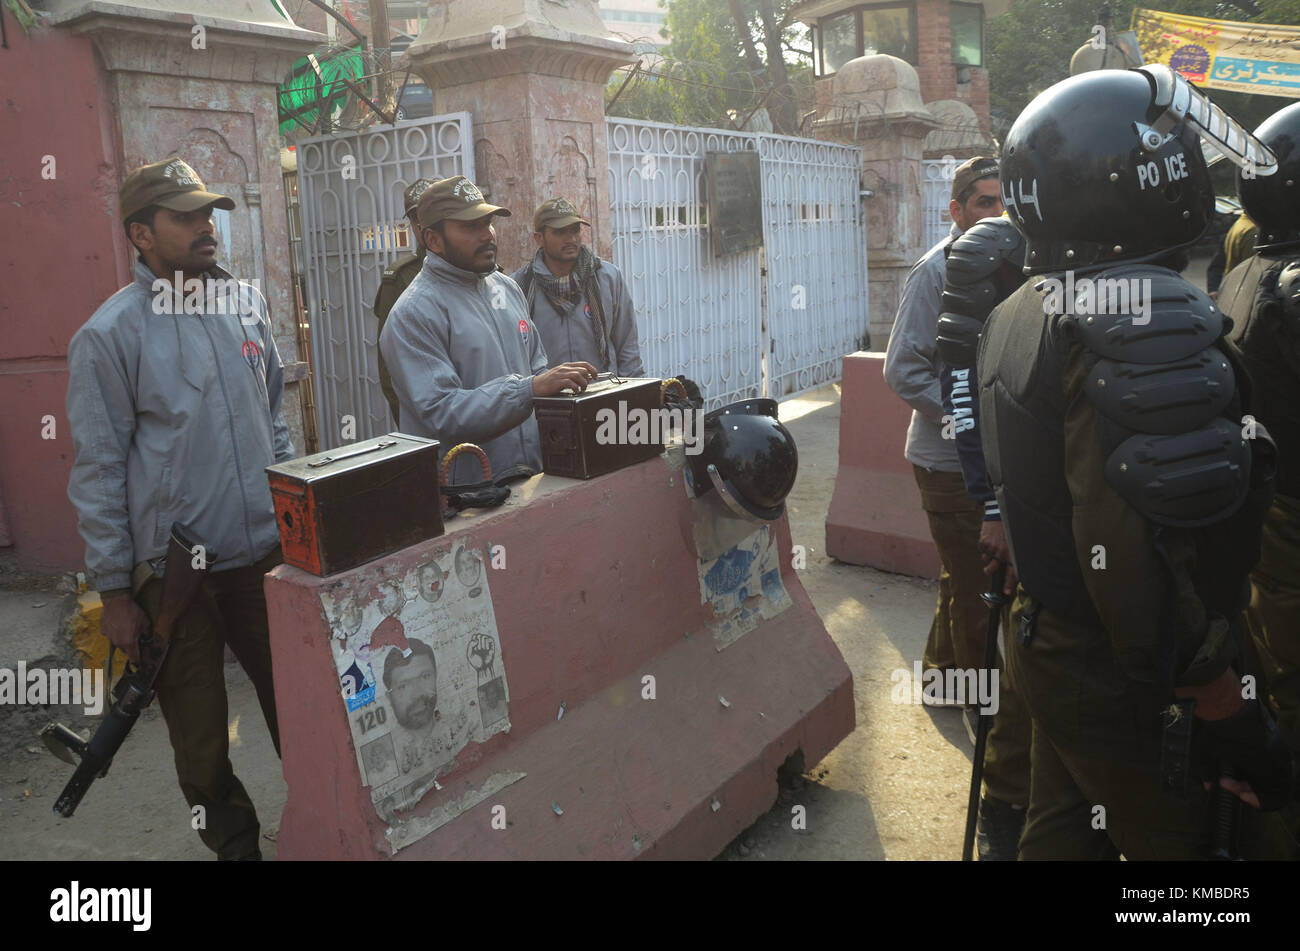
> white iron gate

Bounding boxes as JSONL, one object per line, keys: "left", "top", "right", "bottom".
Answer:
{"left": 607, "top": 118, "right": 867, "bottom": 408}
{"left": 296, "top": 114, "right": 474, "bottom": 449}
{"left": 607, "top": 121, "right": 765, "bottom": 409}
{"left": 759, "top": 135, "right": 867, "bottom": 398}
{"left": 922, "top": 158, "right": 955, "bottom": 251}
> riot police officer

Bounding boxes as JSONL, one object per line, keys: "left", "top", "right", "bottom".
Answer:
{"left": 1219, "top": 102, "right": 1300, "bottom": 837}
{"left": 977, "top": 65, "right": 1294, "bottom": 859}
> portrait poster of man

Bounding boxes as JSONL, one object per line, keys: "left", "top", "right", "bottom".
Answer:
{"left": 320, "top": 541, "right": 511, "bottom": 825}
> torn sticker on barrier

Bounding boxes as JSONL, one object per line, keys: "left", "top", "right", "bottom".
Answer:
{"left": 698, "top": 523, "right": 791, "bottom": 650}
{"left": 320, "top": 539, "right": 510, "bottom": 836}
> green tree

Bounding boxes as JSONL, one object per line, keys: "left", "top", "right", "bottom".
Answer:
{"left": 606, "top": 0, "right": 814, "bottom": 134}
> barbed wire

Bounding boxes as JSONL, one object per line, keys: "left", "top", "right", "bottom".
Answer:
{"left": 605, "top": 52, "right": 815, "bottom": 129}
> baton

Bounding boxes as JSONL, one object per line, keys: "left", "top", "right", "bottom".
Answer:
{"left": 962, "top": 563, "right": 1008, "bottom": 862}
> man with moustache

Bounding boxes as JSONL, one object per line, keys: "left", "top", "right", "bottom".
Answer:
{"left": 384, "top": 639, "right": 439, "bottom": 731}
{"left": 379, "top": 176, "right": 599, "bottom": 485}
{"left": 511, "top": 197, "right": 645, "bottom": 376}
{"left": 65, "top": 158, "right": 293, "bottom": 860}
{"left": 884, "top": 156, "right": 1031, "bottom": 860}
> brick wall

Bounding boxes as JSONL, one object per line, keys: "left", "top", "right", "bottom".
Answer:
{"left": 916, "top": 1, "right": 991, "bottom": 136}
{"left": 955, "top": 66, "right": 991, "bottom": 135}
{"left": 915, "top": 0, "right": 954, "bottom": 103}
{"left": 810, "top": 1, "right": 994, "bottom": 137}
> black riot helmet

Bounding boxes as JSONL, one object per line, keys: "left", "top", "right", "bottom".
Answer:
{"left": 1001, "top": 65, "right": 1276, "bottom": 274}
{"left": 1237, "top": 102, "right": 1300, "bottom": 253}
{"left": 686, "top": 399, "right": 798, "bottom": 521}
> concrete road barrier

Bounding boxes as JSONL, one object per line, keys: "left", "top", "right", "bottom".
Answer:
{"left": 266, "top": 448, "right": 854, "bottom": 859}
{"left": 826, "top": 352, "right": 940, "bottom": 578}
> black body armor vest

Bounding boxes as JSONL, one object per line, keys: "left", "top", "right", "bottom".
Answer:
{"left": 978, "top": 265, "right": 1274, "bottom": 627}
{"left": 976, "top": 280, "right": 1101, "bottom": 625}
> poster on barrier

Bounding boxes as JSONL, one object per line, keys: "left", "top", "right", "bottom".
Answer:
{"left": 320, "top": 539, "right": 510, "bottom": 827}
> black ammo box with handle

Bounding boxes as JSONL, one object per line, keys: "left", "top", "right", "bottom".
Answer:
{"left": 266, "top": 434, "right": 444, "bottom": 576}
{"left": 534, "top": 376, "right": 667, "bottom": 479}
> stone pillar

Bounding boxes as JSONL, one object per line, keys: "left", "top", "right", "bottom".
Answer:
{"left": 812, "top": 55, "right": 939, "bottom": 346}
{"left": 405, "top": 0, "right": 634, "bottom": 269}
{"left": 45, "top": 0, "right": 323, "bottom": 454}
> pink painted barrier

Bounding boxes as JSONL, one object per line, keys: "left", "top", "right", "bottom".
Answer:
{"left": 266, "top": 450, "right": 854, "bottom": 859}
{"left": 825, "top": 352, "right": 940, "bottom": 578}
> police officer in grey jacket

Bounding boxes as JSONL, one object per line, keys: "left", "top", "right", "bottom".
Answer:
{"left": 510, "top": 198, "right": 645, "bottom": 377}
{"left": 380, "top": 177, "right": 598, "bottom": 485}
{"left": 883, "top": 157, "right": 1032, "bottom": 859}
{"left": 884, "top": 157, "right": 1004, "bottom": 684}
{"left": 65, "top": 158, "right": 294, "bottom": 860}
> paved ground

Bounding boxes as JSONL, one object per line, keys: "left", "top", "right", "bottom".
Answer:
{"left": 0, "top": 382, "right": 978, "bottom": 860}
{"left": 716, "top": 385, "right": 977, "bottom": 861}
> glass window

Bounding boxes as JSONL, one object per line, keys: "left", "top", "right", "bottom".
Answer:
{"left": 821, "top": 12, "right": 858, "bottom": 75}
{"left": 862, "top": 6, "right": 913, "bottom": 62}
{"left": 950, "top": 3, "right": 982, "bottom": 66}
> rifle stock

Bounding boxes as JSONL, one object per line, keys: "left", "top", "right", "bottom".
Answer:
{"left": 43, "top": 522, "right": 215, "bottom": 818}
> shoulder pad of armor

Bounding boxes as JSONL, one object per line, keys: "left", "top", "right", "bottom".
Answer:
{"left": 1106, "top": 417, "right": 1253, "bottom": 528}
{"left": 1062, "top": 265, "right": 1223, "bottom": 363}
{"left": 1086, "top": 348, "right": 1235, "bottom": 435}
{"left": 941, "top": 216, "right": 1026, "bottom": 320}
{"left": 936, "top": 312, "right": 984, "bottom": 369}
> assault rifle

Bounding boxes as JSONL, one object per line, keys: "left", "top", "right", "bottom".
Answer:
{"left": 41, "top": 523, "right": 214, "bottom": 818}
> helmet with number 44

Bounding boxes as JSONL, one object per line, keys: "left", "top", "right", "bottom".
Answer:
{"left": 1001, "top": 65, "right": 1276, "bottom": 274}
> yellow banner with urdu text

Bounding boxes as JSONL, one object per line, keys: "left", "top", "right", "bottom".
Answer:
{"left": 1134, "top": 8, "right": 1300, "bottom": 99}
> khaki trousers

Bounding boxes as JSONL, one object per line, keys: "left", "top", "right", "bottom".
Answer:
{"left": 912, "top": 465, "right": 1032, "bottom": 807}
{"left": 132, "top": 546, "right": 282, "bottom": 860}
{"left": 1245, "top": 493, "right": 1300, "bottom": 842}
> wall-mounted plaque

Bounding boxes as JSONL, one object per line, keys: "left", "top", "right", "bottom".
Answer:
{"left": 705, "top": 150, "right": 763, "bottom": 257}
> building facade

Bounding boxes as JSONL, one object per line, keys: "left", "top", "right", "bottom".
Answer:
{"left": 794, "top": 0, "right": 1011, "bottom": 139}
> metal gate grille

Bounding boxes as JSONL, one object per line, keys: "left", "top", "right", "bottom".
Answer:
{"left": 922, "top": 158, "right": 954, "bottom": 251}
{"left": 606, "top": 120, "right": 764, "bottom": 410}
{"left": 607, "top": 118, "right": 867, "bottom": 408}
{"left": 760, "top": 136, "right": 867, "bottom": 398}
{"left": 296, "top": 114, "right": 474, "bottom": 449}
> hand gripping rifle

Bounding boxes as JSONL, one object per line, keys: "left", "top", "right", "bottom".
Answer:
{"left": 962, "top": 564, "right": 1008, "bottom": 862}
{"left": 41, "top": 523, "right": 215, "bottom": 817}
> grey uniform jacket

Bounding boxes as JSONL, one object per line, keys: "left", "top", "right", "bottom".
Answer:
{"left": 380, "top": 252, "right": 547, "bottom": 485}
{"left": 511, "top": 251, "right": 646, "bottom": 377}
{"left": 883, "top": 225, "right": 962, "bottom": 472}
{"left": 66, "top": 261, "right": 294, "bottom": 592}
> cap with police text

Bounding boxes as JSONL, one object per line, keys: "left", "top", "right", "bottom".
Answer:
{"left": 119, "top": 158, "right": 236, "bottom": 222}
{"left": 404, "top": 179, "right": 435, "bottom": 219}
{"left": 950, "top": 156, "right": 999, "bottom": 202}
{"left": 417, "top": 176, "right": 510, "bottom": 229}
{"left": 533, "top": 197, "right": 589, "bottom": 232}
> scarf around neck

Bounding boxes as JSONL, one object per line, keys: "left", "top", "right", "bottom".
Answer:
{"left": 527, "top": 245, "right": 611, "bottom": 371}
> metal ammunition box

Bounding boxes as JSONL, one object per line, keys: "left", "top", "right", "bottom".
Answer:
{"left": 265, "top": 434, "right": 444, "bottom": 576}
{"left": 534, "top": 377, "right": 665, "bottom": 479}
